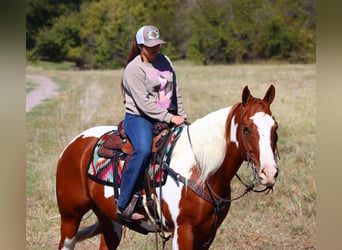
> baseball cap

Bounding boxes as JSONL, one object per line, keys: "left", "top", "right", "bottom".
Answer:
{"left": 136, "top": 25, "right": 166, "bottom": 47}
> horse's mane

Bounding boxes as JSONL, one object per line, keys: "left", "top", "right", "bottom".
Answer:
{"left": 171, "top": 106, "right": 232, "bottom": 183}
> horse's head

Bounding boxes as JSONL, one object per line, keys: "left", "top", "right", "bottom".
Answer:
{"left": 236, "top": 85, "right": 279, "bottom": 187}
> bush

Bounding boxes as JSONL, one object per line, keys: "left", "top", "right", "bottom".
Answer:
{"left": 27, "top": 0, "right": 316, "bottom": 67}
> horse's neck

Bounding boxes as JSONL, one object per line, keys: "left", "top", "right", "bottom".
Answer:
{"left": 192, "top": 104, "right": 244, "bottom": 192}
{"left": 207, "top": 147, "right": 244, "bottom": 193}
{"left": 188, "top": 107, "right": 232, "bottom": 183}
{"left": 170, "top": 105, "right": 244, "bottom": 188}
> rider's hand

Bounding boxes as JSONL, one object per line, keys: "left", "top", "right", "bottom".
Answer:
{"left": 170, "top": 115, "right": 185, "bottom": 126}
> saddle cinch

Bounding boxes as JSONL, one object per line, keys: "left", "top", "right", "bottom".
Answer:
{"left": 97, "top": 120, "right": 178, "bottom": 233}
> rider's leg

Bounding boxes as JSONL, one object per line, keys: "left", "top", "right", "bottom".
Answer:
{"left": 117, "top": 113, "right": 153, "bottom": 220}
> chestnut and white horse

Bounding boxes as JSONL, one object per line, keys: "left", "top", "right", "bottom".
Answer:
{"left": 56, "top": 85, "right": 279, "bottom": 249}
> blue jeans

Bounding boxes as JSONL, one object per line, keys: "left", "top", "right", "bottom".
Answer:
{"left": 117, "top": 113, "right": 154, "bottom": 210}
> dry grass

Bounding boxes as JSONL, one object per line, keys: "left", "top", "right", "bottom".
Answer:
{"left": 26, "top": 62, "right": 316, "bottom": 249}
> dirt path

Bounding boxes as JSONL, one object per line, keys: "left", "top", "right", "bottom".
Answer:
{"left": 26, "top": 75, "right": 59, "bottom": 112}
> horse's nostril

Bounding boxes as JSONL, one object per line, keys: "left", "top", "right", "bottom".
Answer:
{"left": 274, "top": 169, "right": 279, "bottom": 178}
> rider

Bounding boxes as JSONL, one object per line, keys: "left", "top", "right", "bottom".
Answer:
{"left": 117, "top": 25, "right": 187, "bottom": 220}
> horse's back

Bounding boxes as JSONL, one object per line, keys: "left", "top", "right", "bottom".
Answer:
{"left": 56, "top": 126, "right": 116, "bottom": 214}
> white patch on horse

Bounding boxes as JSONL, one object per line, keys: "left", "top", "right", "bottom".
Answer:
{"left": 159, "top": 124, "right": 204, "bottom": 248}
{"left": 61, "top": 236, "right": 76, "bottom": 250}
{"left": 168, "top": 131, "right": 196, "bottom": 179}
{"left": 185, "top": 107, "right": 231, "bottom": 182}
{"left": 159, "top": 179, "right": 183, "bottom": 249}
{"left": 104, "top": 185, "right": 114, "bottom": 198}
{"left": 250, "top": 112, "right": 277, "bottom": 172}
{"left": 81, "top": 126, "right": 116, "bottom": 138}
{"left": 59, "top": 126, "right": 116, "bottom": 158}
{"left": 230, "top": 115, "right": 239, "bottom": 147}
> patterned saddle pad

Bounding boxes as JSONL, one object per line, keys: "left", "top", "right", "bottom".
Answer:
{"left": 87, "top": 125, "right": 184, "bottom": 187}
{"left": 87, "top": 130, "right": 121, "bottom": 185}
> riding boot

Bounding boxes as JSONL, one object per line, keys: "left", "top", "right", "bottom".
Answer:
{"left": 117, "top": 193, "right": 144, "bottom": 221}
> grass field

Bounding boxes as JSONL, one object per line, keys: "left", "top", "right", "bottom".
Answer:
{"left": 26, "top": 62, "right": 316, "bottom": 249}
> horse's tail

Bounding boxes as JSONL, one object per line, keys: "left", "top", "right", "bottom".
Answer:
{"left": 76, "top": 221, "right": 101, "bottom": 242}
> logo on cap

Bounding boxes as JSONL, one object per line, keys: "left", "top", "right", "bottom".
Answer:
{"left": 148, "top": 30, "right": 160, "bottom": 40}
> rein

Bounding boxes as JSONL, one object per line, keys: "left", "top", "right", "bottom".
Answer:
{"left": 185, "top": 124, "right": 269, "bottom": 203}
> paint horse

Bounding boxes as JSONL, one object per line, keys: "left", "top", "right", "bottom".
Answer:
{"left": 56, "top": 85, "right": 279, "bottom": 249}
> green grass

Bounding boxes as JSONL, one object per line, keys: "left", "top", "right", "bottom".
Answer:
{"left": 26, "top": 62, "right": 316, "bottom": 249}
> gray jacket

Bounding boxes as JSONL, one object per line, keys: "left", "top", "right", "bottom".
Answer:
{"left": 123, "top": 54, "right": 187, "bottom": 123}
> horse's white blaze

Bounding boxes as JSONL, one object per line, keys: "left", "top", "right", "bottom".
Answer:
{"left": 250, "top": 112, "right": 277, "bottom": 184}
{"left": 230, "top": 115, "right": 239, "bottom": 147}
{"left": 61, "top": 236, "right": 76, "bottom": 250}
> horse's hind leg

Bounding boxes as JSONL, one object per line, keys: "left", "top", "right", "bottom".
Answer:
{"left": 98, "top": 221, "right": 122, "bottom": 250}
{"left": 57, "top": 182, "right": 91, "bottom": 249}
{"left": 58, "top": 215, "right": 83, "bottom": 250}
{"left": 94, "top": 207, "right": 122, "bottom": 250}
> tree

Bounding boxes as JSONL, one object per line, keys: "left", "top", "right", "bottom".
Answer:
{"left": 35, "top": 13, "right": 82, "bottom": 62}
{"left": 77, "top": 0, "right": 134, "bottom": 68}
{"left": 26, "top": 0, "right": 84, "bottom": 50}
{"left": 187, "top": 0, "right": 233, "bottom": 64}
{"left": 27, "top": 0, "right": 316, "bottom": 67}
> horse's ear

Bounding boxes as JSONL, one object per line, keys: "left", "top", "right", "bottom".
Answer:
{"left": 263, "top": 84, "right": 275, "bottom": 104}
{"left": 242, "top": 85, "right": 251, "bottom": 106}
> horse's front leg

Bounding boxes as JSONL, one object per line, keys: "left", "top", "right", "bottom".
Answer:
{"left": 173, "top": 223, "right": 208, "bottom": 250}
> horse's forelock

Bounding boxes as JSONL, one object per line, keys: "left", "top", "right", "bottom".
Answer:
{"left": 244, "top": 97, "right": 272, "bottom": 118}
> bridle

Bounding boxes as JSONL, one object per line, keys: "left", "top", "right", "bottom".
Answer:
{"left": 186, "top": 103, "right": 280, "bottom": 199}
{"left": 186, "top": 123, "right": 276, "bottom": 204}
{"left": 238, "top": 108, "right": 280, "bottom": 194}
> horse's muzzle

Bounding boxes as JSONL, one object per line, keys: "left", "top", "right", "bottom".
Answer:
{"left": 259, "top": 166, "right": 278, "bottom": 187}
